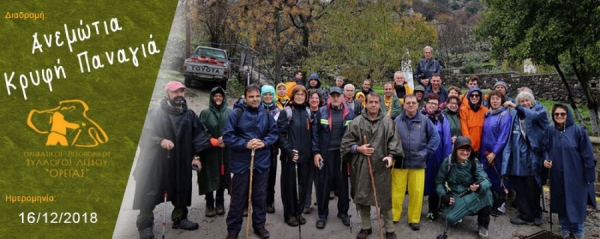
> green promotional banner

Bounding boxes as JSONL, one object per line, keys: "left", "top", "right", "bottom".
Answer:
{"left": 0, "top": 1, "right": 178, "bottom": 238}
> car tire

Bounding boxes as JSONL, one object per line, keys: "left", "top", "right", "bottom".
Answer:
{"left": 220, "top": 81, "right": 227, "bottom": 90}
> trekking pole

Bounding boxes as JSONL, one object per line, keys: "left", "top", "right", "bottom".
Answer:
{"left": 220, "top": 148, "right": 226, "bottom": 216}
{"left": 221, "top": 148, "right": 225, "bottom": 177}
{"left": 547, "top": 160, "right": 553, "bottom": 233}
{"left": 491, "top": 164, "right": 509, "bottom": 214}
{"left": 436, "top": 216, "right": 449, "bottom": 239}
{"left": 163, "top": 152, "right": 170, "bottom": 239}
{"left": 541, "top": 186, "right": 547, "bottom": 213}
{"left": 347, "top": 163, "right": 352, "bottom": 233}
{"left": 294, "top": 158, "right": 302, "bottom": 239}
{"left": 245, "top": 149, "right": 255, "bottom": 239}
{"left": 363, "top": 136, "right": 384, "bottom": 239}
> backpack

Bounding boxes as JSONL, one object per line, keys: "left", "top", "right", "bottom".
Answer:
{"left": 445, "top": 155, "right": 477, "bottom": 183}
{"left": 234, "top": 107, "right": 244, "bottom": 124}
{"left": 283, "top": 105, "right": 312, "bottom": 122}
{"left": 234, "top": 106, "right": 279, "bottom": 123}
{"left": 497, "top": 109, "right": 510, "bottom": 125}
{"left": 233, "top": 107, "right": 275, "bottom": 136}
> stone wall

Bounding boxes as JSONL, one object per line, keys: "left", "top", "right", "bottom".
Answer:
{"left": 276, "top": 67, "right": 600, "bottom": 104}
{"left": 441, "top": 71, "right": 600, "bottom": 103}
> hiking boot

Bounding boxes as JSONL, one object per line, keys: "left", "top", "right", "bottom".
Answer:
{"left": 215, "top": 203, "right": 225, "bottom": 216}
{"left": 477, "top": 226, "right": 489, "bottom": 239}
{"left": 426, "top": 212, "right": 439, "bottom": 221}
{"left": 409, "top": 223, "right": 420, "bottom": 231}
{"left": 266, "top": 203, "right": 275, "bottom": 214}
{"left": 253, "top": 227, "right": 270, "bottom": 239}
{"left": 560, "top": 231, "right": 571, "bottom": 239}
{"left": 510, "top": 216, "right": 532, "bottom": 225}
{"left": 285, "top": 217, "right": 299, "bottom": 227}
{"left": 490, "top": 209, "right": 504, "bottom": 217}
{"left": 226, "top": 233, "right": 238, "bottom": 239}
{"left": 138, "top": 227, "right": 154, "bottom": 239}
{"left": 533, "top": 217, "right": 542, "bottom": 226}
{"left": 206, "top": 205, "right": 216, "bottom": 217}
{"left": 338, "top": 213, "right": 351, "bottom": 226}
{"left": 356, "top": 228, "right": 372, "bottom": 239}
{"left": 303, "top": 206, "right": 311, "bottom": 214}
{"left": 385, "top": 232, "right": 397, "bottom": 239}
{"left": 298, "top": 215, "right": 306, "bottom": 225}
{"left": 316, "top": 217, "right": 327, "bottom": 229}
{"left": 172, "top": 219, "right": 199, "bottom": 230}
{"left": 243, "top": 208, "right": 248, "bottom": 217}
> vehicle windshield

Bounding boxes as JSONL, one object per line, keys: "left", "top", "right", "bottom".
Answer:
{"left": 195, "top": 48, "right": 226, "bottom": 59}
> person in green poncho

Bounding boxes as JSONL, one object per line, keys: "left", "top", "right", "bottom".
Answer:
{"left": 436, "top": 136, "right": 492, "bottom": 239}
{"left": 197, "top": 87, "right": 231, "bottom": 217}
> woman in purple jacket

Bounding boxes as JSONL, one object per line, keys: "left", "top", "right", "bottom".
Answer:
{"left": 479, "top": 90, "right": 512, "bottom": 217}
{"left": 422, "top": 94, "right": 452, "bottom": 221}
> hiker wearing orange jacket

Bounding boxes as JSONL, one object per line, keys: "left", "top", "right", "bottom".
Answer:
{"left": 459, "top": 88, "right": 488, "bottom": 152}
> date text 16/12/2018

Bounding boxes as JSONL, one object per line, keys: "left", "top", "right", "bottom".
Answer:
{"left": 19, "top": 212, "right": 97, "bottom": 224}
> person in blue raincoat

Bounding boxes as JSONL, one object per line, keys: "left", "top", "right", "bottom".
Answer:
{"left": 479, "top": 90, "right": 512, "bottom": 217}
{"left": 501, "top": 90, "right": 549, "bottom": 226}
{"left": 421, "top": 94, "right": 452, "bottom": 221}
{"left": 223, "top": 84, "right": 279, "bottom": 239}
{"left": 542, "top": 104, "right": 597, "bottom": 239}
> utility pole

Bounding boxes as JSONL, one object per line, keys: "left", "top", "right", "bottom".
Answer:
{"left": 185, "top": 0, "right": 191, "bottom": 58}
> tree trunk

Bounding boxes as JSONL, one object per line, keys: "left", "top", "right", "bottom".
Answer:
{"left": 273, "top": 9, "right": 283, "bottom": 84}
{"left": 570, "top": 59, "right": 600, "bottom": 136}
{"left": 589, "top": 107, "right": 600, "bottom": 136}
{"left": 302, "top": 26, "right": 310, "bottom": 57}
{"left": 553, "top": 64, "right": 587, "bottom": 129}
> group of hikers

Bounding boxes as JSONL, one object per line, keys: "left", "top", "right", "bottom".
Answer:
{"left": 133, "top": 46, "right": 597, "bottom": 239}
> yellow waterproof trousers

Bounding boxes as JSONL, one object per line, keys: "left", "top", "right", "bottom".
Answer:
{"left": 391, "top": 168, "right": 425, "bottom": 223}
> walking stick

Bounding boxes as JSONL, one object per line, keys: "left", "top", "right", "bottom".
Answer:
{"left": 162, "top": 152, "right": 170, "bottom": 239}
{"left": 245, "top": 149, "right": 255, "bottom": 239}
{"left": 363, "top": 136, "right": 384, "bottom": 239}
{"left": 347, "top": 163, "right": 353, "bottom": 233}
{"left": 547, "top": 161, "right": 553, "bottom": 233}
{"left": 295, "top": 160, "right": 302, "bottom": 239}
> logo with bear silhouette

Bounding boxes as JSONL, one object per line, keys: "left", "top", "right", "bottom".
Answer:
{"left": 27, "top": 100, "right": 108, "bottom": 147}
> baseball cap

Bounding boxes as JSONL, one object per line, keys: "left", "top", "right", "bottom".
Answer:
{"left": 329, "top": 87, "right": 343, "bottom": 95}
{"left": 165, "top": 81, "right": 186, "bottom": 92}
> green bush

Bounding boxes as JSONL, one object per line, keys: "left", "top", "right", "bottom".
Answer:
{"left": 451, "top": 1, "right": 460, "bottom": 10}
{"left": 463, "top": 60, "right": 481, "bottom": 74}
{"left": 466, "top": 4, "right": 479, "bottom": 16}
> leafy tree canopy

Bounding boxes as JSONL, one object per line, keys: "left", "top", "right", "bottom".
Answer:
{"left": 306, "top": 0, "right": 437, "bottom": 84}
{"left": 476, "top": 0, "right": 600, "bottom": 134}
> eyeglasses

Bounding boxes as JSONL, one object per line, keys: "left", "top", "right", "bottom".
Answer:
{"left": 426, "top": 102, "right": 438, "bottom": 106}
{"left": 470, "top": 94, "right": 481, "bottom": 98}
{"left": 554, "top": 113, "right": 567, "bottom": 117}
